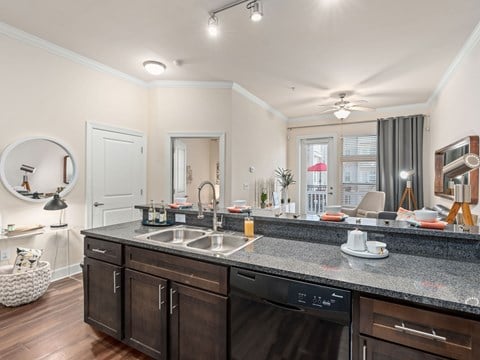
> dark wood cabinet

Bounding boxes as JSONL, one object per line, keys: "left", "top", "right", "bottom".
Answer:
{"left": 169, "top": 282, "right": 228, "bottom": 360}
{"left": 83, "top": 256, "right": 123, "bottom": 339}
{"left": 359, "top": 336, "right": 448, "bottom": 360}
{"left": 358, "top": 296, "right": 480, "bottom": 360}
{"left": 124, "top": 269, "right": 168, "bottom": 360}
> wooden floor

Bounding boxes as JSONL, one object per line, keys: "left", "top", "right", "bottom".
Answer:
{"left": 0, "top": 274, "right": 150, "bottom": 360}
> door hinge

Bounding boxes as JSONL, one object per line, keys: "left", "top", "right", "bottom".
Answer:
{"left": 140, "top": 189, "right": 143, "bottom": 195}
{"left": 141, "top": 146, "right": 144, "bottom": 154}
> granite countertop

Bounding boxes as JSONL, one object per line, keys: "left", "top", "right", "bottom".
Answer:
{"left": 81, "top": 221, "right": 480, "bottom": 316}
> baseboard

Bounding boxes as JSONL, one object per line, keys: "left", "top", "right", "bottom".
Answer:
{"left": 52, "top": 263, "right": 82, "bottom": 281}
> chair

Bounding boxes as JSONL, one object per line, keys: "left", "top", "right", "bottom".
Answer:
{"left": 341, "top": 191, "right": 386, "bottom": 218}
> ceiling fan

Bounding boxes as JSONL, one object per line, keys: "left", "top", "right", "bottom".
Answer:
{"left": 318, "top": 93, "right": 375, "bottom": 120}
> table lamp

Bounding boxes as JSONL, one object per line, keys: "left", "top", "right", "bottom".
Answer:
{"left": 44, "top": 193, "right": 68, "bottom": 228}
{"left": 443, "top": 153, "right": 480, "bottom": 226}
{"left": 399, "top": 169, "right": 417, "bottom": 210}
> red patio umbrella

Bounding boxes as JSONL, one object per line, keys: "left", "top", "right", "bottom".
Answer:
{"left": 307, "top": 162, "right": 327, "bottom": 171}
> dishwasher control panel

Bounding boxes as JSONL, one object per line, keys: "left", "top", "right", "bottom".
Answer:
{"left": 287, "top": 283, "right": 351, "bottom": 312}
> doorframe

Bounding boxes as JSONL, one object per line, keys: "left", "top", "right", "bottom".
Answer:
{"left": 167, "top": 132, "right": 225, "bottom": 208}
{"left": 85, "top": 122, "right": 147, "bottom": 228}
{"left": 296, "top": 134, "right": 338, "bottom": 213}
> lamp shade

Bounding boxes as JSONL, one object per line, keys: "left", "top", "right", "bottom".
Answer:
{"left": 442, "top": 153, "right": 480, "bottom": 178}
{"left": 334, "top": 108, "right": 351, "bottom": 120}
{"left": 400, "top": 169, "right": 415, "bottom": 179}
{"left": 43, "top": 194, "right": 67, "bottom": 211}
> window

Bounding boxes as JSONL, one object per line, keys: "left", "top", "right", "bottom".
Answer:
{"left": 341, "top": 135, "right": 377, "bottom": 206}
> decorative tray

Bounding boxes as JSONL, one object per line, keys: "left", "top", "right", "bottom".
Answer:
{"left": 142, "top": 220, "right": 174, "bottom": 227}
{"left": 340, "top": 243, "right": 389, "bottom": 259}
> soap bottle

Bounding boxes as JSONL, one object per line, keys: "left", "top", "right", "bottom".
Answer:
{"left": 244, "top": 211, "right": 254, "bottom": 238}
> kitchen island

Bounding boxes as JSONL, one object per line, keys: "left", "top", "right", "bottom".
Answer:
{"left": 81, "top": 214, "right": 480, "bottom": 359}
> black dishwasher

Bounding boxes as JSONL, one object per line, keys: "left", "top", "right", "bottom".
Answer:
{"left": 230, "top": 267, "right": 351, "bottom": 360}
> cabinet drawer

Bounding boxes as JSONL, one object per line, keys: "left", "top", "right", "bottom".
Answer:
{"left": 359, "top": 297, "right": 480, "bottom": 360}
{"left": 125, "top": 246, "right": 228, "bottom": 295}
{"left": 84, "top": 237, "right": 122, "bottom": 265}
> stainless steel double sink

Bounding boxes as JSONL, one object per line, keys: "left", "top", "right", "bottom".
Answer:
{"left": 134, "top": 225, "right": 262, "bottom": 256}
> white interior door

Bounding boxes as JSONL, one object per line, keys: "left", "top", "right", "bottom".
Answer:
{"left": 89, "top": 126, "right": 145, "bottom": 228}
{"left": 173, "top": 139, "right": 187, "bottom": 198}
{"left": 300, "top": 137, "right": 336, "bottom": 214}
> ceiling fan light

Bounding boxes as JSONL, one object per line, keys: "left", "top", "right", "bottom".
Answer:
{"left": 143, "top": 60, "right": 166, "bottom": 75}
{"left": 250, "top": 1, "right": 263, "bottom": 22}
{"left": 208, "top": 15, "right": 219, "bottom": 36}
{"left": 334, "top": 108, "right": 351, "bottom": 120}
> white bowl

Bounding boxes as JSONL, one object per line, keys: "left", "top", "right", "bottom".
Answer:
{"left": 366, "top": 241, "right": 386, "bottom": 255}
{"left": 175, "top": 197, "right": 188, "bottom": 204}
{"left": 233, "top": 200, "right": 247, "bottom": 208}
{"left": 414, "top": 209, "right": 438, "bottom": 222}
{"left": 325, "top": 205, "right": 342, "bottom": 215}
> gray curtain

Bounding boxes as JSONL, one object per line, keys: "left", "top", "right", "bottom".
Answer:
{"left": 377, "top": 115, "right": 424, "bottom": 211}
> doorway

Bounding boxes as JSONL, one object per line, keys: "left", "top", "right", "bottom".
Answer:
{"left": 86, "top": 123, "right": 146, "bottom": 228}
{"left": 300, "top": 137, "right": 336, "bottom": 214}
{"left": 169, "top": 133, "right": 225, "bottom": 208}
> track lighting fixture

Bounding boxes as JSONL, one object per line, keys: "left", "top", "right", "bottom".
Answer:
{"left": 208, "top": 14, "right": 219, "bottom": 36}
{"left": 248, "top": 1, "right": 263, "bottom": 22}
{"left": 143, "top": 60, "right": 166, "bottom": 75}
{"left": 207, "top": 0, "right": 264, "bottom": 37}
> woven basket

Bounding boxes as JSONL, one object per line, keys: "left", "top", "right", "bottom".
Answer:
{"left": 0, "top": 261, "right": 51, "bottom": 307}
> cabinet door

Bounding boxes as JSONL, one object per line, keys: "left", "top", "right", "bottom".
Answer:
{"left": 360, "top": 336, "right": 448, "bottom": 360}
{"left": 124, "top": 269, "right": 168, "bottom": 360}
{"left": 169, "top": 282, "right": 227, "bottom": 360}
{"left": 83, "top": 257, "right": 123, "bottom": 339}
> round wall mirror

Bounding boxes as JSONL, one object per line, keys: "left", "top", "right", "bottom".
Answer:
{"left": 0, "top": 137, "right": 78, "bottom": 202}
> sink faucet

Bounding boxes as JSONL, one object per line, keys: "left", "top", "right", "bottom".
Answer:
{"left": 197, "top": 180, "right": 222, "bottom": 231}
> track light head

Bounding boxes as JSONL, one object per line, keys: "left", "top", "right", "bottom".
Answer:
{"left": 208, "top": 14, "right": 219, "bottom": 36}
{"left": 249, "top": 1, "right": 263, "bottom": 22}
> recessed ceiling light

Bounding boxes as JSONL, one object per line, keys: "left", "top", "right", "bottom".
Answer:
{"left": 143, "top": 60, "right": 166, "bottom": 75}
{"left": 208, "top": 15, "right": 219, "bottom": 37}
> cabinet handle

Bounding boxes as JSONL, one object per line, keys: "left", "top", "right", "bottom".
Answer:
{"left": 394, "top": 322, "right": 447, "bottom": 342}
{"left": 170, "top": 288, "right": 177, "bottom": 315}
{"left": 159, "top": 285, "right": 165, "bottom": 310}
{"left": 362, "top": 344, "right": 367, "bottom": 360}
{"left": 92, "top": 248, "right": 107, "bottom": 254}
{"left": 113, "top": 271, "right": 120, "bottom": 294}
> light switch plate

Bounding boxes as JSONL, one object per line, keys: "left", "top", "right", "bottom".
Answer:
{"left": 0, "top": 249, "right": 10, "bottom": 261}
{"left": 175, "top": 213, "right": 186, "bottom": 223}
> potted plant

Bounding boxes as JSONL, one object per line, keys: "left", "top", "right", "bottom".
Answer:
{"left": 275, "top": 167, "right": 296, "bottom": 203}
{"left": 260, "top": 191, "right": 268, "bottom": 208}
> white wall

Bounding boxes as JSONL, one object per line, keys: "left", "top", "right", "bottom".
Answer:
{"left": 231, "top": 91, "right": 287, "bottom": 205}
{"left": 0, "top": 33, "right": 148, "bottom": 276}
{"left": 148, "top": 87, "right": 287, "bottom": 207}
{"left": 427, "top": 36, "right": 480, "bottom": 216}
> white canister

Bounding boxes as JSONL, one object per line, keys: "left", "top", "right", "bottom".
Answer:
{"left": 347, "top": 229, "right": 367, "bottom": 251}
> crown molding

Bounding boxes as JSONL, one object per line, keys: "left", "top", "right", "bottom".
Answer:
{"left": 231, "top": 83, "right": 288, "bottom": 121}
{"left": 428, "top": 20, "right": 480, "bottom": 104}
{"left": 148, "top": 80, "right": 233, "bottom": 89}
{"left": 0, "top": 21, "right": 147, "bottom": 87}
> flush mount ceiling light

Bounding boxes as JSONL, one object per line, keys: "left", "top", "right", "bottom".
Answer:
{"left": 208, "top": 0, "right": 264, "bottom": 37}
{"left": 143, "top": 60, "right": 166, "bottom": 75}
{"left": 334, "top": 108, "right": 351, "bottom": 120}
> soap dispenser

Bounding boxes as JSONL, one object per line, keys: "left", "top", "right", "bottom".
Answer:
{"left": 244, "top": 211, "right": 254, "bottom": 238}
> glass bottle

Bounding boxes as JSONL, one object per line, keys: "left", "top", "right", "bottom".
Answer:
{"left": 148, "top": 200, "right": 155, "bottom": 223}
{"left": 159, "top": 200, "right": 167, "bottom": 224}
